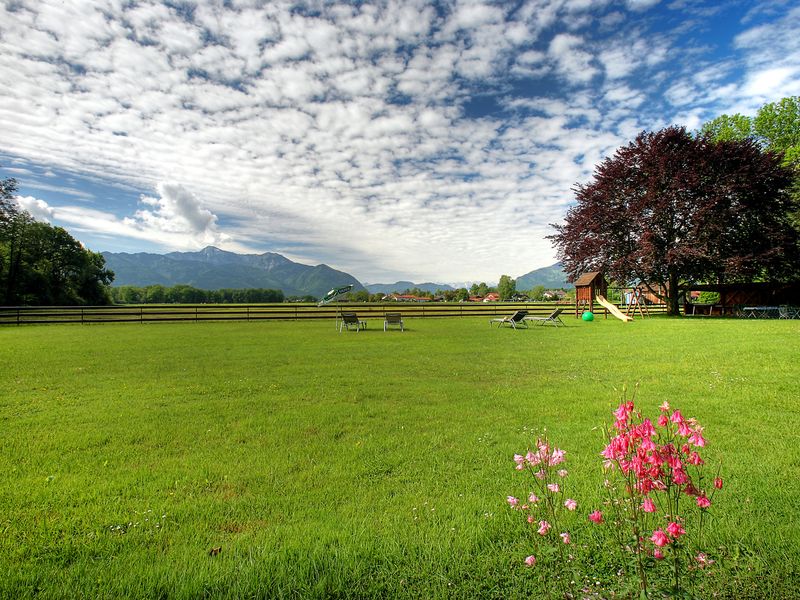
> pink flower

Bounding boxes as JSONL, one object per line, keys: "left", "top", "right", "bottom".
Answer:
{"left": 528, "top": 492, "right": 539, "bottom": 503}
{"left": 653, "top": 548, "right": 665, "bottom": 560}
{"left": 688, "top": 430, "right": 706, "bottom": 447}
{"left": 557, "top": 469, "right": 568, "bottom": 478}
{"left": 672, "top": 469, "right": 689, "bottom": 485}
{"left": 696, "top": 495, "right": 711, "bottom": 509}
{"left": 514, "top": 454, "right": 526, "bottom": 470}
{"left": 677, "top": 421, "right": 692, "bottom": 437}
{"left": 507, "top": 496, "right": 519, "bottom": 508}
{"left": 534, "top": 469, "right": 547, "bottom": 479}
{"left": 588, "top": 510, "right": 603, "bottom": 524}
{"left": 670, "top": 409, "right": 684, "bottom": 424}
{"left": 550, "top": 448, "right": 566, "bottom": 466}
{"left": 714, "top": 477, "right": 723, "bottom": 490}
{"left": 537, "top": 520, "right": 551, "bottom": 536}
{"left": 695, "top": 553, "right": 714, "bottom": 568}
{"left": 527, "top": 515, "right": 535, "bottom": 524}
{"left": 666, "top": 521, "right": 686, "bottom": 538}
{"left": 526, "top": 451, "right": 539, "bottom": 466}
{"left": 657, "top": 414, "right": 669, "bottom": 427}
{"left": 651, "top": 529, "right": 670, "bottom": 547}
{"left": 641, "top": 497, "right": 657, "bottom": 513}
{"left": 524, "top": 555, "right": 536, "bottom": 567}
{"left": 560, "top": 532, "right": 571, "bottom": 544}
{"left": 547, "top": 483, "right": 560, "bottom": 493}
{"left": 659, "top": 401, "right": 671, "bottom": 412}
{"left": 564, "top": 498, "right": 577, "bottom": 511}
{"left": 687, "top": 451, "right": 704, "bottom": 465}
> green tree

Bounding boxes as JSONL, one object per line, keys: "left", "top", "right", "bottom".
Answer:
{"left": 529, "top": 284, "right": 546, "bottom": 301}
{"left": 497, "top": 274, "right": 516, "bottom": 300}
{"left": 550, "top": 127, "right": 798, "bottom": 315}
{"left": 699, "top": 113, "right": 753, "bottom": 142}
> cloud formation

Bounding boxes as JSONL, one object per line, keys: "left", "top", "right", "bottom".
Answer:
{"left": 0, "top": 0, "right": 797, "bottom": 283}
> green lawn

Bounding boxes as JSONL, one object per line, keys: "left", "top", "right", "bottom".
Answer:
{"left": 1, "top": 316, "right": 799, "bottom": 598}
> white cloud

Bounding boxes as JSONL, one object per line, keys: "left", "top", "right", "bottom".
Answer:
{"left": 15, "top": 195, "right": 55, "bottom": 222}
{"left": 548, "top": 33, "right": 598, "bottom": 84}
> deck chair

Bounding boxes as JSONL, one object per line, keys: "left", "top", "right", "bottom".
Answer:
{"left": 489, "top": 310, "right": 528, "bottom": 329}
{"left": 525, "top": 308, "right": 565, "bottom": 327}
{"left": 384, "top": 312, "right": 404, "bottom": 331}
{"left": 339, "top": 312, "right": 367, "bottom": 332}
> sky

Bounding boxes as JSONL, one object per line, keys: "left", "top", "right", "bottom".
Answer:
{"left": 1, "top": 0, "right": 799, "bottom": 286}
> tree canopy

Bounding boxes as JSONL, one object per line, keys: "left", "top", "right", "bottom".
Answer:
{"left": 549, "top": 126, "right": 799, "bottom": 315}
{"left": 1, "top": 171, "right": 115, "bottom": 305}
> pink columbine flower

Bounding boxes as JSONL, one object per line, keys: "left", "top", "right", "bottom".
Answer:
{"left": 524, "top": 555, "right": 536, "bottom": 567}
{"left": 670, "top": 409, "right": 684, "bottom": 424}
{"left": 641, "top": 497, "right": 656, "bottom": 513}
{"left": 666, "top": 521, "right": 686, "bottom": 538}
{"left": 514, "top": 454, "right": 526, "bottom": 470}
{"left": 588, "top": 510, "right": 603, "bottom": 524}
{"left": 557, "top": 469, "right": 568, "bottom": 478}
{"left": 564, "top": 498, "right": 577, "bottom": 511}
{"left": 659, "top": 401, "right": 671, "bottom": 412}
{"left": 696, "top": 495, "right": 711, "bottom": 509}
{"left": 507, "top": 496, "right": 519, "bottom": 508}
{"left": 688, "top": 430, "right": 706, "bottom": 447}
{"left": 526, "top": 450, "right": 539, "bottom": 465}
{"left": 657, "top": 414, "right": 669, "bottom": 427}
{"left": 651, "top": 529, "right": 670, "bottom": 547}
{"left": 560, "top": 532, "right": 571, "bottom": 544}
{"left": 547, "top": 483, "right": 560, "bottom": 493}
{"left": 534, "top": 469, "right": 547, "bottom": 479}
{"left": 714, "top": 477, "right": 723, "bottom": 489}
{"left": 528, "top": 492, "right": 539, "bottom": 503}
{"left": 687, "top": 451, "right": 704, "bottom": 465}
{"left": 550, "top": 448, "right": 566, "bottom": 465}
{"left": 653, "top": 548, "right": 665, "bottom": 560}
{"left": 527, "top": 515, "right": 535, "bottom": 524}
{"left": 537, "top": 520, "right": 551, "bottom": 536}
{"left": 677, "top": 421, "right": 692, "bottom": 437}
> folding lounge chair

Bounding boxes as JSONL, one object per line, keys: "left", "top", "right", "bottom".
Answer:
{"left": 524, "top": 308, "right": 565, "bottom": 327}
{"left": 489, "top": 310, "right": 528, "bottom": 329}
{"left": 339, "top": 312, "right": 367, "bottom": 332}
{"left": 384, "top": 312, "right": 404, "bottom": 331}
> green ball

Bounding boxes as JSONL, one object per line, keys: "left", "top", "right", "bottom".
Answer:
{"left": 582, "top": 311, "right": 595, "bottom": 321}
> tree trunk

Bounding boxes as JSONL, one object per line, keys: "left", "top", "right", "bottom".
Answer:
{"left": 667, "top": 270, "right": 680, "bottom": 316}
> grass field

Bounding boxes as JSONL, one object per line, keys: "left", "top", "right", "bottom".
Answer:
{"left": 1, "top": 315, "right": 799, "bottom": 599}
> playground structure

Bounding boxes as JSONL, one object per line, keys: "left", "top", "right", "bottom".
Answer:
{"left": 574, "top": 272, "right": 655, "bottom": 322}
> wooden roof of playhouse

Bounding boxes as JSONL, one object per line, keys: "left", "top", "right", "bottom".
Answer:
{"left": 574, "top": 272, "right": 606, "bottom": 287}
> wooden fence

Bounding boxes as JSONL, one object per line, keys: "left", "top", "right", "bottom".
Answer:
{"left": 0, "top": 301, "right": 666, "bottom": 326}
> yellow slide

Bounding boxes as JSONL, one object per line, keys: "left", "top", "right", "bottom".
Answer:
{"left": 596, "top": 295, "right": 633, "bottom": 322}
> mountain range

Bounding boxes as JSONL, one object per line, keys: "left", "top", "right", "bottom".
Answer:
{"left": 102, "top": 246, "right": 571, "bottom": 299}
{"left": 102, "top": 247, "right": 365, "bottom": 299}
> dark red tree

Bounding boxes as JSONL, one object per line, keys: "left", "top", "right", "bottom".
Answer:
{"left": 549, "top": 127, "right": 798, "bottom": 315}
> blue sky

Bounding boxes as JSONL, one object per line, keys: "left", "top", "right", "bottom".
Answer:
{"left": 1, "top": 0, "right": 798, "bottom": 285}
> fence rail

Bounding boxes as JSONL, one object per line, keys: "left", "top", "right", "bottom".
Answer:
{"left": 0, "top": 301, "right": 666, "bottom": 326}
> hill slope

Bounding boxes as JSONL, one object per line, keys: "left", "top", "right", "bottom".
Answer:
{"left": 516, "top": 263, "right": 571, "bottom": 290}
{"left": 102, "top": 247, "right": 365, "bottom": 299}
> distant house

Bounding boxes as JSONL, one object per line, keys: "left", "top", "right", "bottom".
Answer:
{"left": 468, "top": 296, "right": 484, "bottom": 302}
{"left": 543, "top": 289, "right": 567, "bottom": 300}
{"left": 511, "top": 293, "right": 530, "bottom": 302}
{"left": 483, "top": 292, "right": 500, "bottom": 302}
{"left": 385, "top": 293, "right": 431, "bottom": 302}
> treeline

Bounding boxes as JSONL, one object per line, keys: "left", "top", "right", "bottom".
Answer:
{"left": 110, "top": 285, "right": 284, "bottom": 304}
{"left": 1, "top": 174, "right": 114, "bottom": 306}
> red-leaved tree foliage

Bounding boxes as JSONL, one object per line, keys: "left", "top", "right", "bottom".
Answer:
{"left": 549, "top": 127, "right": 799, "bottom": 315}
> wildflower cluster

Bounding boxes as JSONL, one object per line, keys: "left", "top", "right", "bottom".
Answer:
{"left": 507, "top": 394, "right": 723, "bottom": 598}
{"left": 589, "top": 399, "right": 722, "bottom": 595}
{"left": 508, "top": 437, "right": 577, "bottom": 574}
